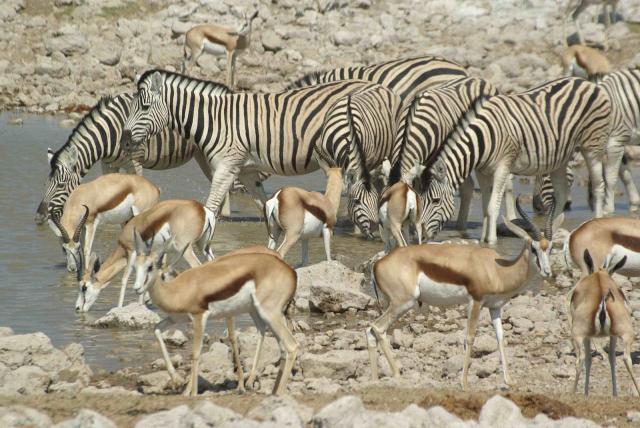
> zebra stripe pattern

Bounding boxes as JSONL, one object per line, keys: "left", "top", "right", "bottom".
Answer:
{"left": 420, "top": 77, "right": 611, "bottom": 244}
{"left": 37, "top": 94, "right": 201, "bottom": 223}
{"left": 122, "top": 70, "right": 377, "bottom": 215}
{"left": 288, "top": 55, "right": 468, "bottom": 104}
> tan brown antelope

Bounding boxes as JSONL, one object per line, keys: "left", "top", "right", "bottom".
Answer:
{"left": 569, "top": 250, "right": 640, "bottom": 397}
{"left": 49, "top": 173, "right": 159, "bottom": 273}
{"left": 133, "top": 242, "right": 298, "bottom": 396}
{"left": 74, "top": 199, "right": 215, "bottom": 312}
{"left": 378, "top": 181, "right": 422, "bottom": 252}
{"left": 561, "top": 44, "right": 612, "bottom": 77}
{"left": 564, "top": 217, "right": 640, "bottom": 277}
{"left": 180, "top": 11, "right": 259, "bottom": 88}
{"left": 264, "top": 167, "right": 342, "bottom": 266}
{"left": 564, "top": 0, "right": 619, "bottom": 50}
{"left": 365, "top": 199, "right": 563, "bottom": 389}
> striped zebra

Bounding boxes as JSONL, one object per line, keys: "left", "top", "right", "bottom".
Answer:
{"left": 533, "top": 68, "right": 640, "bottom": 214}
{"left": 290, "top": 55, "right": 469, "bottom": 234}
{"left": 287, "top": 55, "right": 468, "bottom": 104}
{"left": 36, "top": 94, "right": 210, "bottom": 225}
{"left": 420, "top": 77, "right": 611, "bottom": 244}
{"left": 120, "top": 70, "right": 381, "bottom": 216}
{"left": 387, "top": 76, "right": 500, "bottom": 232}
{"left": 314, "top": 85, "right": 401, "bottom": 237}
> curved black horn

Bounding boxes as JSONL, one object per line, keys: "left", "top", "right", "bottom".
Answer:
{"left": 544, "top": 198, "right": 557, "bottom": 241}
{"left": 73, "top": 205, "right": 90, "bottom": 242}
{"left": 52, "top": 213, "right": 70, "bottom": 243}
{"left": 515, "top": 196, "right": 541, "bottom": 241}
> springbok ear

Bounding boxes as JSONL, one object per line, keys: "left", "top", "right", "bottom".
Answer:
{"left": 150, "top": 72, "right": 163, "bottom": 95}
{"left": 552, "top": 213, "right": 565, "bottom": 235}
{"left": 47, "top": 148, "right": 55, "bottom": 166}
{"left": 583, "top": 249, "right": 594, "bottom": 275}
{"left": 381, "top": 159, "right": 391, "bottom": 180}
{"left": 501, "top": 216, "right": 531, "bottom": 241}
{"left": 133, "top": 228, "right": 144, "bottom": 255}
{"left": 134, "top": 74, "right": 141, "bottom": 85}
{"left": 144, "top": 237, "right": 153, "bottom": 256}
{"left": 607, "top": 255, "right": 627, "bottom": 276}
{"left": 250, "top": 10, "right": 259, "bottom": 20}
{"left": 48, "top": 218, "right": 63, "bottom": 238}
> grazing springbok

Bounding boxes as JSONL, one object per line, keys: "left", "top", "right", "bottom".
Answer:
{"left": 378, "top": 181, "right": 422, "bottom": 252}
{"left": 180, "top": 11, "right": 259, "bottom": 88}
{"left": 49, "top": 173, "right": 159, "bottom": 273}
{"left": 570, "top": 250, "right": 640, "bottom": 397}
{"left": 366, "top": 199, "right": 563, "bottom": 389}
{"left": 565, "top": 217, "right": 640, "bottom": 277}
{"left": 564, "top": 0, "right": 619, "bottom": 50}
{"left": 561, "top": 44, "right": 611, "bottom": 77}
{"left": 264, "top": 167, "right": 342, "bottom": 266}
{"left": 74, "top": 199, "right": 215, "bottom": 312}
{"left": 133, "top": 242, "right": 298, "bottom": 396}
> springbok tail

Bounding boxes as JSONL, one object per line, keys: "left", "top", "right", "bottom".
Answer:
{"left": 595, "top": 290, "right": 613, "bottom": 334}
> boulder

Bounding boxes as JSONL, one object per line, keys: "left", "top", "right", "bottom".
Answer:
{"left": 135, "top": 405, "right": 198, "bottom": 428}
{"left": 262, "top": 30, "right": 284, "bottom": 52}
{"left": 331, "top": 30, "right": 361, "bottom": 47}
{"left": 0, "top": 405, "right": 52, "bottom": 428}
{"left": 313, "top": 396, "right": 365, "bottom": 428}
{"left": 53, "top": 409, "right": 116, "bottom": 428}
{"left": 162, "top": 329, "right": 188, "bottom": 347}
{"left": 478, "top": 395, "right": 527, "bottom": 428}
{"left": 0, "top": 327, "right": 14, "bottom": 337}
{"left": 93, "top": 40, "right": 122, "bottom": 66}
{"left": 192, "top": 401, "right": 244, "bottom": 426}
{"left": 45, "top": 29, "right": 89, "bottom": 56}
{"left": 0, "top": 366, "right": 50, "bottom": 395}
{"left": 138, "top": 371, "right": 174, "bottom": 394}
{"left": 247, "top": 395, "right": 313, "bottom": 425}
{"left": 300, "top": 350, "right": 367, "bottom": 379}
{"left": 92, "top": 303, "right": 161, "bottom": 329}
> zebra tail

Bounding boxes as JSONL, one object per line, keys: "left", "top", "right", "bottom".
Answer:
{"left": 346, "top": 95, "right": 372, "bottom": 189}
{"left": 388, "top": 95, "right": 421, "bottom": 186}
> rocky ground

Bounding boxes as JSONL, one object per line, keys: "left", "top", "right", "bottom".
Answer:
{"left": 1, "top": 0, "right": 640, "bottom": 114}
{"left": 3, "top": 258, "right": 640, "bottom": 426}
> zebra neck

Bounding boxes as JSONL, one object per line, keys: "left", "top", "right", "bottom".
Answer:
{"left": 167, "top": 92, "right": 228, "bottom": 149}
{"left": 438, "top": 136, "right": 480, "bottom": 190}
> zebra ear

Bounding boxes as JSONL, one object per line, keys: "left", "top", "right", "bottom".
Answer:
{"left": 47, "top": 148, "right": 55, "bottom": 167}
{"left": 150, "top": 72, "right": 163, "bottom": 95}
{"left": 430, "top": 159, "right": 447, "bottom": 183}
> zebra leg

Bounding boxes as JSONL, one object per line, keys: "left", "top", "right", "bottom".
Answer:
{"left": 237, "top": 170, "right": 268, "bottom": 213}
{"left": 603, "top": 139, "right": 625, "bottom": 215}
{"left": 220, "top": 194, "right": 232, "bottom": 218}
{"left": 193, "top": 149, "right": 213, "bottom": 181}
{"left": 484, "top": 166, "right": 511, "bottom": 245}
{"left": 550, "top": 167, "right": 569, "bottom": 222}
{"left": 475, "top": 171, "right": 493, "bottom": 243}
{"left": 582, "top": 150, "right": 605, "bottom": 218}
{"left": 619, "top": 158, "right": 640, "bottom": 212}
{"left": 300, "top": 239, "right": 309, "bottom": 267}
{"left": 503, "top": 174, "right": 516, "bottom": 221}
{"left": 456, "top": 176, "right": 474, "bottom": 231}
{"left": 205, "top": 163, "right": 242, "bottom": 216}
{"left": 322, "top": 225, "right": 332, "bottom": 262}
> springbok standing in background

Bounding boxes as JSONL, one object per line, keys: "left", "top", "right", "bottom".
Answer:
{"left": 569, "top": 250, "right": 640, "bottom": 397}
{"left": 564, "top": 0, "right": 619, "bottom": 50}
{"left": 49, "top": 173, "right": 159, "bottom": 273}
{"left": 180, "top": 11, "right": 259, "bottom": 88}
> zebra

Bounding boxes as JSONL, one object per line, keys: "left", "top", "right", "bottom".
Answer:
{"left": 120, "top": 70, "right": 384, "bottom": 216}
{"left": 290, "top": 55, "right": 469, "bottom": 234}
{"left": 287, "top": 55, "right": 468, "bottom": 104}
{"left": 36, "top": 94, "right": 211, "bottom": 225}
{"left": 533, "top": 68, "right": 640, "bottom": 214}
{"left": 419, "top": 77, "right": 611, "bottom": 245}
{"left": 387, "top": 76, "right": 500, "bottom": 233}
{"left": 314, "top": 85, "right": 401, "bottom": 238}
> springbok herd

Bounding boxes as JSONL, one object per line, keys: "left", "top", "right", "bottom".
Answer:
{"left": 35, "top": 1, "right": 640, "bottom": 398}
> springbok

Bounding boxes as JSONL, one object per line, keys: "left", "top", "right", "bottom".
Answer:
{"left": 378, "top": 181, "right": 422, "bottom": 252}
{"left": 561, "top": 44, "right": 611, "bottom": 77}
{"left": 564, "top": 217, "right": 640, "bottom": 277}
{"left": 570, "top": 250, "right": 640, "bottom": 397}
{"left": 180, "top": 11, "right": 259, "bottom": 88}
{"left": 74, "top": 199, "right": 215, "bottom": 312}
{"left": 133, "top": 242, "right": 298, "bottom": 396}
{"left": 264, "top": 167, "right": 342, "bottom": 266}
{"left": 49, "top": 173, "right": 159, "bottom": 273}
{"left": 365, "top": 199, "right": 563, "bottom": 389}
{"left": 564, "top": 0, "right": 619, "bottom": 50}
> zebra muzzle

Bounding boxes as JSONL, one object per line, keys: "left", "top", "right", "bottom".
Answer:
{"left": 121, "top": 130, "right": 133, "bottom": 151}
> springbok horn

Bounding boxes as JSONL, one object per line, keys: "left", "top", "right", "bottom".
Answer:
{"left": 544, "top": 198, "right": 557, "bottom": 241}
{"left": 515, "top": 196, "right": 541, "bottom": 241}
{"left": 52, "top": 213, "right": 70, "bottom": 243}
{"left": 73, "top": 205, "right": 90, "bottom": 242}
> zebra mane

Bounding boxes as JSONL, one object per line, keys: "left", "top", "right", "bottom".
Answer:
{"left": 48, "top": 95, "right": 117, "bottom": 177}
{"left": 286, "top": 70, "right": 328, "bottom": 90}
{"left": 388, "top": 94, "right": 421, "bottom": 186}
{"left": 419, "top": 93, "right": 491, "bottom": 187}
{"left": 138, "top": 69, "right": 232, "bottom": 94}
{"left": 346, "top": 95, "right": 372, "bottom": 191}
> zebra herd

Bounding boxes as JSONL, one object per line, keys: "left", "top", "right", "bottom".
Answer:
{"left": 37, "top": 55, "right": 640, "bottom": 257}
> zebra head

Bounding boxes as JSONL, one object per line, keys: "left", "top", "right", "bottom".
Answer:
{"left": 421, "top": 159, "right": 455, "bottom": 240}
{"left": 36, "top": 146, "right": 80, "bottom": 224}
{"left": 347, "top": 179, "right": 379, "bottom": 239}
{"left": 502, "top": 197, "right": 564, "bottom": 278}
{"left": 122, "top": 71, "right": 169, "bottom": 152}
{"left": 75, "top": 254, "right": 103, "bottom": 312}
